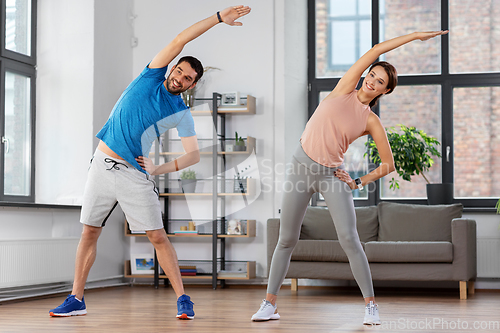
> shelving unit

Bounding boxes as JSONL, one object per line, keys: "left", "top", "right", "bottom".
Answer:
{"left": 125, "top": 93, "right": 257, "bottom": 288}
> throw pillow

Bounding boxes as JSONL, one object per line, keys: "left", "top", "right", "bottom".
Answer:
{"left": 377, "top": 202, "right": 463, "bottom": 242}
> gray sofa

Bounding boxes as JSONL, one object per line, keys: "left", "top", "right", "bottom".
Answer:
{"left": 267, "top": 202, "right": 477, "bottom": 299}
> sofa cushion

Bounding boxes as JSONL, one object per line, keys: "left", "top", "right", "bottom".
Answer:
{"left": 355, "top": 206, "right": 379, "bottom": 242}
{"left": 299, "top": 206, "right": 378, "bottom": 242}
{"left": 300, "top": 207, "right": 337, "bottom": 240}
{"left": 291, "top": 240, "right": 356, "bottom": 262}
{"left": 377, "top": 202, "right": 463, "bottom": 242}
{"left": 365, "top": 241, "right": 453, "bottom": 263}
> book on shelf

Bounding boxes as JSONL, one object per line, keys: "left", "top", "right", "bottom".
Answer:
{"left": 179, "top": 265, "right": 197, "bottom": 276}
{"left": 174, "top": 230, "right": 199, "bottom": 235}
{"left": 179, "top": 265, "right": 196, "bottom": 270}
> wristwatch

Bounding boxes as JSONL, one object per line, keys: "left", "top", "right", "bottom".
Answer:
{"left": 354, "top": 178, "right": 363, "bottom": 190}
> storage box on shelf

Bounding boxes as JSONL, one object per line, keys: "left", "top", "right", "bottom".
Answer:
{"left": 124, "top": 93, "right": 258, "bottom": 288}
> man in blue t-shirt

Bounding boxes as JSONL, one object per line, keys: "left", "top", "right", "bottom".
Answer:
{"left": 49, "top": 5, "right": 251, "bottom": 320}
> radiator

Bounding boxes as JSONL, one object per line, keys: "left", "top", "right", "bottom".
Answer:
{"left": 477, "top": 238, "right": 500, "bottom": 278}
{"left": 0, "top": 238, "right": 79, "bottom": 289}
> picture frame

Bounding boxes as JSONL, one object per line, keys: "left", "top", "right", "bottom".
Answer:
{"left": 130, "top": 254, "right": 154, "bottom": 275}
{"left": 227, "top": 219, "right": 242, "bottom": 235}
{"left": 221, "top": 92, "right": 240, "bottom": 106}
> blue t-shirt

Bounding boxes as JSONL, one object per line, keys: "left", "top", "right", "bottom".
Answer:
{"left": 96, "top": 64, "right": 196, "bottom": 173}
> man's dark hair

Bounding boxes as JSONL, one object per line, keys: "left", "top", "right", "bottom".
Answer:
{"left": 176, "top": 56, "right": 204, "bottom": 83}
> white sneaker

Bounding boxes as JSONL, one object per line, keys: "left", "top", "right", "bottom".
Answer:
{"left": 251, "top": 300, "right": 280, "bottom": 321}
{"left": 363, "top": 301, "right": 381, "bottom": 325}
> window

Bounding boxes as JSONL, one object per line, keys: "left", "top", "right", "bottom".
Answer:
{"left": 1, "top": 0, "right": 36, "bottom": 202}
{"left": 316, "top": 0, "right": 372, "bottom": 78}
{"left": 453, "top": 87, "right": 500, "bottom": 200}
{"left": 309, "top": 0, "right": 500, "bottom": 209}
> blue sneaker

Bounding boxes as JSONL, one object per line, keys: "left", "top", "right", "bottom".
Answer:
{"left": 49, "top": 294, "right": 87, "bottom": 317}
{"left": 176, "top": 294, "right": 194, "bottom": 319}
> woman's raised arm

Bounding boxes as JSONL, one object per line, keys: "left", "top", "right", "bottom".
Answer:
{"left": 327, "top": 31, "right": 448, "bottom": 99}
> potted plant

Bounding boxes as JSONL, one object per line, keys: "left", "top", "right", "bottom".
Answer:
{"left": 180, "top": 169, "right": 197, "bottom": 193}
{"left": 234, "top": 132, "right": 246, "bottom": 151}
{"left": 365, "top": 125, "right": 451, "bottom": 204}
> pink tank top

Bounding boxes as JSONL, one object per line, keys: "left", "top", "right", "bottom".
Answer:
{"left": 300, "top": 90, "right": 371, "bottom": 168}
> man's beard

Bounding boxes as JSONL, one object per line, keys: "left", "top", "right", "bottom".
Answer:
{"left": 165, "top": 75, "right": 185, "bottom": 95}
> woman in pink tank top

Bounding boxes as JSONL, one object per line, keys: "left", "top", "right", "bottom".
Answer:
{"left": 252, "top": 30, "right": 449, "bottom": 325}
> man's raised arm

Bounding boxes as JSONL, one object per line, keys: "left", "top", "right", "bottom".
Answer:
{"left": 149, "top": 5, "right": 251, "bottom": 69}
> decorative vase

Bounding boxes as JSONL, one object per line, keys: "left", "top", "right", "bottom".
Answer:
{"left": 426, "top": 183, "right": 454, "bottom": 205}
{"left": 182, "top": 88, "right": 196, "bottom": 107}
{"left": 234, "top": 145, "right": 246, "bottom": 152}
{"left": 181, "top": 179, "right": 197, "bottom": 193}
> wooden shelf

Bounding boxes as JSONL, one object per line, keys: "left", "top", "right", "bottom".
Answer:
{"left": 151, "top": 136, "right": 256, "bottom": 156}
{"left": 167, "top": 234, "right": 212, "bottom": 237}
{"left": 159, "top": 193, "right": 252, "bottom": 197}
{"left": 190, "top": 110, "right": 211, "bottom": 116}
{"left": 158, "top": 178, "right": 256, "bottom": 197}
{"left": 180, "top": 275, "right": 213, "bottom": 280}
{"left": 159, "top": 193, "right": 212, "bottom": 197}
{"left": 125, "top": 220, "right": 256, "bottom": 238}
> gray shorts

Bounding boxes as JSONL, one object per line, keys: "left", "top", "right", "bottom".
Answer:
{"left": 80, "top": 149, "right": 163, "bottom": 232}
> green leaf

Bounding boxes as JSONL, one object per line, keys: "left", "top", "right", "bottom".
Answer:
{"left": 365, "top": 125, "right": 441, "bottom": 190}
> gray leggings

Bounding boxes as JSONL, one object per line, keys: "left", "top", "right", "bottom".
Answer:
{"left": 267, "top": 144, "right": 374, "bottom": 298}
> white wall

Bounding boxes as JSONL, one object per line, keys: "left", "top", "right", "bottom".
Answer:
{"left": 274, "top": 0, "right": 309, "bottom": 215}
{"left": 36, "top": 1, "right": 94, "bottom": 205}
{"left": 93, "top": 0, "right": 135, "bottom": 151}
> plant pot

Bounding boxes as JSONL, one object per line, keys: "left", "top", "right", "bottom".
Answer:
{"left": 180, "top": 179, "right": 197, "bottom": 193}
{"left": 234, "top": 145, "right": 246, "bottom": 152}
{"left": 426, "top": 183, "right": 453, "bottom": 205}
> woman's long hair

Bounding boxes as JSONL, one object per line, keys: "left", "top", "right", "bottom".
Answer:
{"left": 368, "top": 61, "right": 398, "bottom": 108}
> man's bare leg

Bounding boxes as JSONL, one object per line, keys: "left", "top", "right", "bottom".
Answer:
{"left": 71, "top": 224, "right": 102, "bottom": 300}
{"left": 146, "top": 228, "right": 184, "bottom": 297}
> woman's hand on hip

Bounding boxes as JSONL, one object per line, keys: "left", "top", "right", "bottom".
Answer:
{"left": 334, "top": 169, "right": 356, "bottom": 190}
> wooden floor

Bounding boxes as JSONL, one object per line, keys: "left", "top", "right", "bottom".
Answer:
{"left": 1, "top": 285, "right": 499, "bottom": 332}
